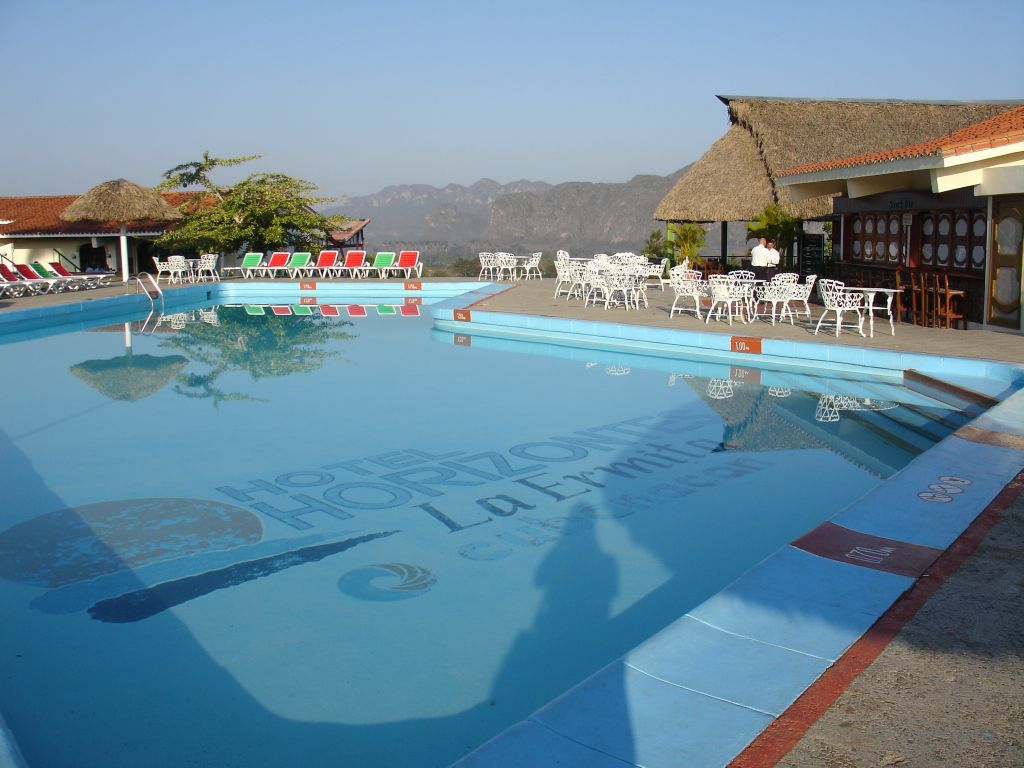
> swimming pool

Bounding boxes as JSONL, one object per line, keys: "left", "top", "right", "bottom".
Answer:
{"left": 0, "top": 291, "right": 987, "bottom": 766}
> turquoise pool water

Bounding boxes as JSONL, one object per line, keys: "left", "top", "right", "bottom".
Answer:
{"left": 0, "top": 299, "right": 967, "bottom": 767}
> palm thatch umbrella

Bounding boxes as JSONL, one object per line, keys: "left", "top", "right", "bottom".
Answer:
{"left": 70, "top": 353, "right": 188, "bottom": 401}
{"left": 60, "top": 179, "right": 182, "bottom": 283}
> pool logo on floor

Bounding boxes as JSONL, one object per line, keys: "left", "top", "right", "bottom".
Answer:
{"left": 338, "top": 563, "right": 436, "bottom": 601}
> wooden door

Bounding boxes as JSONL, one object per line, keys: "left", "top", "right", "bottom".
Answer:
{"left": 988, "top": 200, "right": 1024, "bottom": 328}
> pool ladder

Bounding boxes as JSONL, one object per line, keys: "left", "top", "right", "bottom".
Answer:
{"left": 134, "top": 272, "right": 165, "bottom": 334}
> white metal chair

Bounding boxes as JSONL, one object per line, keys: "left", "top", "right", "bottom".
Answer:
{"left": 752, "top": 280, "right": 795, "bottom": 325}
{"left": 788, "top": 274, "right": 817, "bottom": 319}
{"left": 194, "top": 253, "right": 220, "bottom": 282}
{"left": 771, "top": 272, "right": 800, "bottom": 287}
{"left": 645, "top": 258, "right": 669, "bottom": 290}
{"left": 478, "top": 252, "right": 497, "bottom": 280}
{"left": 705, "top": 274, "right": 748, "bottom": 325}
{"left": 553, "top": 259, "right": 577, "bottom": 298}
{"left": 496, "top": 253, "right": 519, "bottom": 281}
{"left": 814, "top": 278, "right": 865, "bottom": 337}
{"left": 669, "top": 267, "right": 705, "bottom": 319}
{"left": 153, "top": 256, "right": 173, "bottom": 283}
{"left": 729, "top": 269, "right": 756, "bottom": 281}
{"left": 167, "top": 254, "right": 190, "bottom": 284}
{"left": 522, "top": 252, "right": 543, "bottom": 280}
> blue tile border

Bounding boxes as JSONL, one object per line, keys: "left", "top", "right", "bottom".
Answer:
{"left": 431, "top": 307, "right": 1024, "bottom": 386}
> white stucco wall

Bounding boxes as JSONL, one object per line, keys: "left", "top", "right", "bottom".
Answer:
{"left": 0, "top": 237, "right": 116, "bottom": 268}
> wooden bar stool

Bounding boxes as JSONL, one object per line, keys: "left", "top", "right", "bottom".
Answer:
{"left": 909, "top": 271, "right": 929, "bottom": 326}
{"left": 892, "top": 269, "right": 906, "bottom": 323}
{"left": 932, "top": 273, "right": 966, "bottom": 329}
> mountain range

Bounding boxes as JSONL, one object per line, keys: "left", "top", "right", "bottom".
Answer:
{"left": 325, "top": 167, "right": 754, "bottom": 261}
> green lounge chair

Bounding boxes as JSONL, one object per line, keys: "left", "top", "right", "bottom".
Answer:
{"left": 286, "top": 252, "right": 313, "bottom": 278}
{"left": 367, "top": 252, "right": 395, "bottom": 279}
{"left": 244, "top": 304, "right": 266, "bottom": 316}
{"left": 221, "top": 252, "right": 264, "bottom": 279}
{"left": 292, "top": 305, "right": 314, "bottom": 316}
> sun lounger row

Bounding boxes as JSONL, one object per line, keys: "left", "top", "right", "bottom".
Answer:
{"left": 237, "top": 303, "right": 421, "bottom": 317}
{"left": 222, "top": 250, "right": 422, "bottom": 280}
{"left": 0, "top": 262, "right": 113, "bottom": 296}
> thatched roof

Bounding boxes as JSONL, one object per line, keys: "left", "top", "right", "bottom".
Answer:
{"left": 655, "top": 96, "right": 1022, "bottom": 222}
{"left": 61, "top": 179, "right": 182, "bottom": 224}
{"left": 70, "top": 353, "right": 188, "bottom": 401}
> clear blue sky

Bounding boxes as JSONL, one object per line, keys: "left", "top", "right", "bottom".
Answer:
{"left": 3, "top": 0, "right": 1022, "bottom": 202}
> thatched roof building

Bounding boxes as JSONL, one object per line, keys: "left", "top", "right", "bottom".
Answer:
{"left": 655, "top": 96, "right": 1021, "bottom": 222}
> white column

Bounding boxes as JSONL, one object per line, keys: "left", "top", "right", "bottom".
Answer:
{"left": 983, "top": 196, "right": 993, "bottom": 328}
{"left": 119, "top": 223, "right": 129, "bottom": 283}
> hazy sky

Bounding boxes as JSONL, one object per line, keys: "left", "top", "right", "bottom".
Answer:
{"left": 3, "top": 0, "right": 1022, "bottom": 203}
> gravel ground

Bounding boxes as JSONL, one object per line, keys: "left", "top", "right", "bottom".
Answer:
{"left": 778, "top": 494, "right": 1024, "bottom": 768}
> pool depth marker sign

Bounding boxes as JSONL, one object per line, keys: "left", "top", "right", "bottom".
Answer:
{"left": 731, "top": 336, "right": 762, "bottom": 354}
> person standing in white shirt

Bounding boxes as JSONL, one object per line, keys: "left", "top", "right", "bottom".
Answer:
{"left": 749, "top": 237, "right": 769, "bottom": 280}
{"left": 766, "top": 239, "right": 781, "bottom": 278}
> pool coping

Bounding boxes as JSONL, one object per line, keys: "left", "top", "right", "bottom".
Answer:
{"left": 0, "top": 282, "right": 1021, "bottom": 768}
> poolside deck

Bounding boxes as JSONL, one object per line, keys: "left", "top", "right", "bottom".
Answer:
{"left": 2, "top": 276, "right": 1022, "bottom": 767}
{"left": 4, "top": 276, "right": 1022, "bottom": 364}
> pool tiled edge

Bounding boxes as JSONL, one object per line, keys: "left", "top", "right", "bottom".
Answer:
{"left": 431, "top": 304, "right": 1024, "bottom": 388}
{"left": 438, "top": 304, "right": 1024, "bottom": 768}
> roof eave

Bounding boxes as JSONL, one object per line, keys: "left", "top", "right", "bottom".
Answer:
{"left": 779, "top": 154, "right": 943, "bottom": 185}
{"left": 0, "top": 230, "right": 165, "bottom": 238}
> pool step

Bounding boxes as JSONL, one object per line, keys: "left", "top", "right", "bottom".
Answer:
{"left": 903, "top": 369, "right": 997, "bottom": 416}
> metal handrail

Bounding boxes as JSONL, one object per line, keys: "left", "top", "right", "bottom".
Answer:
{"left": 135, "top": 272, "right": 164, "bottom": 313}
{"left": 52, "top": 248, "right": 79, "bottom": 271}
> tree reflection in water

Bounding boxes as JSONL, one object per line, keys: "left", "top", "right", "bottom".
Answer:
{"left": 159, "top": 307, "right": 355, "bottom": 406}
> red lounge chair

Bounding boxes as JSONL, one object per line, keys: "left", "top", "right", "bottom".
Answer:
{"left": 346, "top": 304, "right": 367, "bottom": 317}
{"left": 0, "top": 264, "right": 42, "bottom": 294}
{"left": 319, "top": 304, "right": 340, "bottom": 317}
{"left": 313, "top": 250, "right": 340, "bottom": 278}
{"left": 37, "top": 262, "right": 97, "bottom": 290}
{"left": 270, "top": 305, "right": 292, "bottom": 315}
{"left": 338, "top": 251, "right": 367, "bottom": 279}
{"left": 395, "top": 250, "right": 423, "bottom": 278}
{"left": 0, "top": 270, "right": 27, "bottom": 297}
{"left": 399, "top": 303, "right": 421, "bottom": 317}
{"left": 253, "top": 252, "right": 290, "bottom": 278}
{"left": 48, "top": 262, "right": 110, "bottom": 288}
{"left": 15, "top": 264, "right": 66, "bottom": 292}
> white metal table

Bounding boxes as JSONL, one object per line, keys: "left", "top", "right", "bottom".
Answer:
{"left": 842, "top": 286, "right": 902, "bottom": 337}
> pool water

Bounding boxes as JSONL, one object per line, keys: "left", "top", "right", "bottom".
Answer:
{"left": 0, "top": 300, "right": 967, "bottom": 767}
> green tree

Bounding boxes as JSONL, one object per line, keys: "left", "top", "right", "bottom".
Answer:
{"left": 156, "top": 152, "right": 349, "bottom": 255}
{"left": 746, "top": 205, "right": 802, "bottom": 268}
{"left": 642, "top": 229, "right": 671, "bottom": 261}
{"left": 665, "top": 222, "right": 706, "bottom": 268}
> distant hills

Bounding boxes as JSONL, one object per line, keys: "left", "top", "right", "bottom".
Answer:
{"left": 325, "top": 167, "right": 756, "bottom": 261}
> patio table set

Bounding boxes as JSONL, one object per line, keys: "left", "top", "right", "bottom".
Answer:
{"left": 550, "top": 251, "right": 670, "bottom": 310}
{"left": 153, "top": 254, "right": 220, "bottom": 284}
{"left": 667, "top": 267, "right": 901, "bottom": 337}
{"left": 478, "top": 252, "right": 544, "bottom": 281}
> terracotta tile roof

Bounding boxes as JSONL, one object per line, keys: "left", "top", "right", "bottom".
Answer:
{"left": 780, "top": 105, "right": 1024, "bottom": 176}
{"left": 327, "top": 218, "right": 370, "bottom": 243}
{"left": 0, "top": 192, "right": 195, "bottom": 236}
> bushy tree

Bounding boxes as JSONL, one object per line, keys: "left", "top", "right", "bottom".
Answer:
{"left": 156, "top": 152, "right": 348, "bottom": 255}
{"left": 642, "top": 229, "right": 672, "bottom": 261}
{"left": 666, "top": 222, "right": 706, "bottom": 268}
